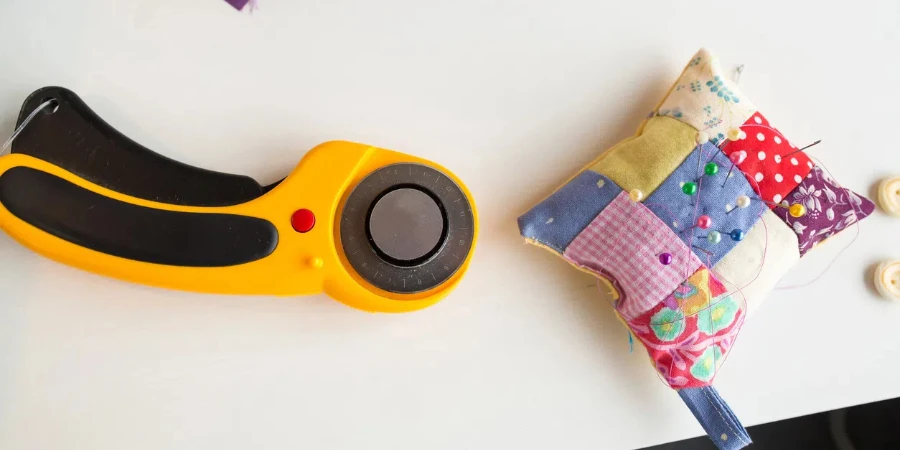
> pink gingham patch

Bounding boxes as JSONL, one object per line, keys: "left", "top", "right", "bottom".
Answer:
{"left": 563, "top": 192, "right": 701, "bottom": 319}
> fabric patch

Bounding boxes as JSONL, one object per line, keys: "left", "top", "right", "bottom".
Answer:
{"left": 657, "top": 49, "right": 757, "bottom": 145}
{"left": 517, "top": 171, "right": 623, "bottom": 253}
{"left": 664, "top": 268, "right": 728, "bottom": 316}
{"left": 626, "top": 268, "right": 744, "bottom": 388}
{"left": 678, "top": 387, "right": 752, "bottom": 450}
{"left": 644, "top": 142, "right": 766, "bottom": 266}
{"left": 721, "top": 112, "right": 812, "bottom": 206}
{"left": 564, "top": 192, "right": 702, "bottom": 320}
{"left": 712, "top": 210, "right": 799, "bottom": 315}
{"left": 515, "top": 47, "right": 877, "bottom": 450}
{"left": 773, "top": 165, "right": 876, "bottom": 256}
{"left": 589, "top": 116, "right": 699, "bottom": 199}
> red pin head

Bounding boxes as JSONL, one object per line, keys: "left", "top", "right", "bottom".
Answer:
{"left": 697, "top": 215, "right": 712, "bottom": 229}
{"left": 722, "top": 151, "right": 747, "bottom": 188}
{"left": 730, "top": 150, "right": 747, "bottom": 165}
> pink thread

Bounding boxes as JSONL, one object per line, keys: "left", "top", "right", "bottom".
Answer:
{"left": 622, "top": 141, "right": 757, "bottom": 383}
{"left": 708, "top": 152, "right": 769, "bottom": 313}
{"left": 592, "top": 115, "right": 776, "bottom": 377}
{"left": 775, "top": 157, "right": 863, "bottom": 290}
{"left": 635, "top": 143, "right": 762, "bottom": 324}
{"left": 638, "top": 120, "right": 781, "bottom": 381}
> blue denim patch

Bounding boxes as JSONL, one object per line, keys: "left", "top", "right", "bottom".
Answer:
{"left": 644, "top": 143, "right": 765, "bottom": 266}
{"left": 518, "top": 171, "right": 623, "bottom": 253}
{"left": 678, "top": 386, "right": 752, "bottom": 450}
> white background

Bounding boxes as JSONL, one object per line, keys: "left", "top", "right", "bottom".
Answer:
{"left": 1, "top": 1, "right": 899, "bottom": 449}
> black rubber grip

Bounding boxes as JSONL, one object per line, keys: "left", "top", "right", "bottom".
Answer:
{"left": 0, "top": 167, "right": 278, "bottom": 267}
{"left": 12, "top": 87, "right": 267, "bottom": 207}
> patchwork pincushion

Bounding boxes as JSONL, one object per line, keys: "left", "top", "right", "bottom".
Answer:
{"left": 518, "top": 49, "right": 875, "bottom": 450}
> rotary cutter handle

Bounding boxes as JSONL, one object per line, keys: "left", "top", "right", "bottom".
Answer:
{"left": 0, "top": 87, "right": 477, "bottom": 312}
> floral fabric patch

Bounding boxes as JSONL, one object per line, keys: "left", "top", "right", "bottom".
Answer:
{"left": 626, "top": 267, "right": 743, "bottom": 388}
{"left": 663, "top": 268, "right": 729, "bottom": 315}
{"left": 773, "top": 166, "right": 875, "bottom": 255}
{"left": 518, "top": 47, "right": 875, "bottom": 396}
{"left": 657, "top": 49, "right": 757, "bottom": 145}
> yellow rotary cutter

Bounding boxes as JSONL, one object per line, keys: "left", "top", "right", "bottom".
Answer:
{"left": 0, "top": 87, "right": 477, "bottom": 312}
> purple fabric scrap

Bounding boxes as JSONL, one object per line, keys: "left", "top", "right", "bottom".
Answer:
{"left": 773, "top": 165, "right": 875, "bottom": 256}
{"left": 224, "top": 0, "right": 251, "bottom": 10}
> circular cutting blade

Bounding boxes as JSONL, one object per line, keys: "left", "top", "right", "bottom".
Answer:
{"left": 340, "top": 163, "right": 474, "bottom": 294}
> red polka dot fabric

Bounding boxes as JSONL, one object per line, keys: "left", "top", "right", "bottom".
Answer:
{"left": 721, "top": 112, "right": 813, "bottom": 207}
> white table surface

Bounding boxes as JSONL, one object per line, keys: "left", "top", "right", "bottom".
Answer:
{"left": 1, "top": 1, "right": 899, "bottom": 449}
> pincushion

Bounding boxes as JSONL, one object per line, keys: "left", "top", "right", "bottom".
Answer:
{"left": 518, "top": 48, "right": 874, "bottom": 449}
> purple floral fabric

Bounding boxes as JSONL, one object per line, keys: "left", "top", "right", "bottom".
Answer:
{"left": 774, "top": 166, "right": 875, "bottom": 255}
{"left": 224, "top": 0, "right": 253, "bottom": 10}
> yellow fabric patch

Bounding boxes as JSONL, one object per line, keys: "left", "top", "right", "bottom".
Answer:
{"left": 588, "top": 116, "right": 698, "bottom": 198}
{"left": 679, "top": 269, "right": 715, "bottom": 316}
